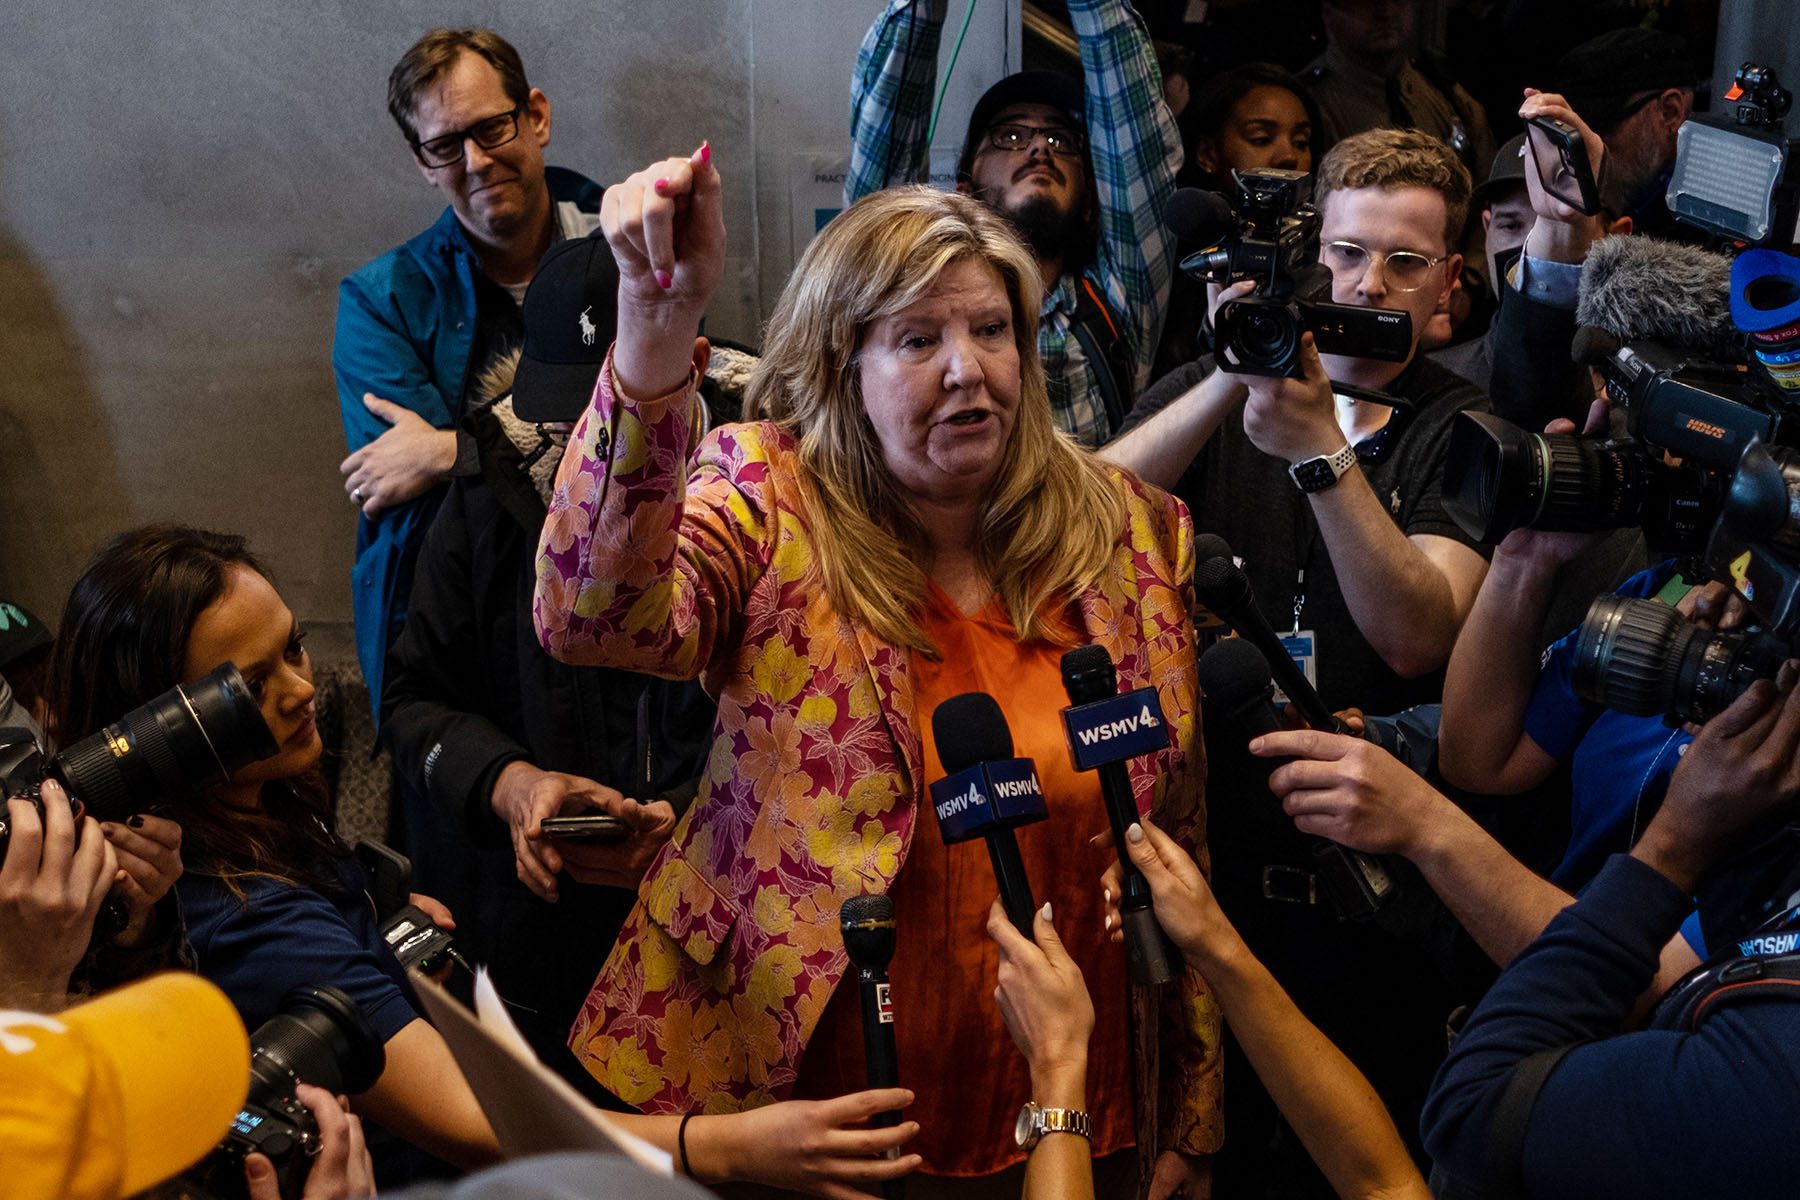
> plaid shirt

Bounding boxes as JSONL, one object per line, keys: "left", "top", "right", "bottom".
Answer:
{"left": 848, "top": 0, "right": 1182, "bottom": 449}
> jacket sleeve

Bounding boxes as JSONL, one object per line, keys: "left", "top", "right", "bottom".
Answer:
{"left": 1486, "top": 266, "right": 1590, "bottom": 431}
{"left": 846, "top": 0, "right": 946, "bottom": 203}
{"left": 1069, "top": 0, "right": 1184, "bottom": 390}
{"left": 1152, "top": 505, "right": 1224, "bottom": 1156}
{"left": 533, "top": 355, "right": 774, "bottom": 680}
{"left": 1422, "top": 853, "right": 1800, "bottom": 1199}
{"left": 378, "top": 482, "right": 526, "bottom": 845}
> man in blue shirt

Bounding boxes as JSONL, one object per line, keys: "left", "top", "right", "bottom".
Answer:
{"left": 333, "top": 28, "right": 602, "bottom": 715}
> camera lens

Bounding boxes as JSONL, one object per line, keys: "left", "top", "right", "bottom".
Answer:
{"left": 1574, "top": 594, "right": 1789, "bottom": 724}
{"left": 51, "top": 663, "right": 279, "bottom": 821}
{"left": 1217, "top": 298, "right": 1304, "bottom": 375}
{"left": 245, "top": 984, "right": 386, "bottom": 1111}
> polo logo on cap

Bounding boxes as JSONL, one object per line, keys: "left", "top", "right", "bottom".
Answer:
{"left": 579, "top": 306, "right": 597, "bottom": 347}
{"left": 0, "top": 1012, "right": 66, "bottom": 1055}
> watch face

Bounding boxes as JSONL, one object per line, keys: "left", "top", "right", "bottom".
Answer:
{"left": 1294, "top": 459, "right": 1334, "bottom": 491}
{"left": 1015, "top": 1103, "right": 1038, "bottom": 1148}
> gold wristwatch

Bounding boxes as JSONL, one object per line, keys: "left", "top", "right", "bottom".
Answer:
{"left": 1014, "top": 1101, "right": 1093, "bottom": 1149}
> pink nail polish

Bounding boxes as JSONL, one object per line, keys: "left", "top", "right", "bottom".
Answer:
{"left": 655, "top": 270, "right": 673, "bottom": 289}
{"left": 699, "top": 140, "right": 712, "bottom": 165}
{"left": 653, "top": 177, "right": 669, "bottom": 193}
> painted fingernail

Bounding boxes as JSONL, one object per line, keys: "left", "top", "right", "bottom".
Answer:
{"left": 127, "top": 815, "right": 144, "bottom": 829}
{"left": 1102, "top": 887, "right": 1112, "bottom": 903}
{"left": 1127, "top": 822, "right": 1145, "bottom": 843}
{"left": 653, "top": 177, "right": 669, "bottom": 193}
{"left": 1103, "top": 912, "right": 1113, "bottom": 932}
{"left": 699, "top": 140, "right": 712, "bottom": 165}
{"left": 655, "top": 270, "right": 673, "bottom": 289}
{"left": 1039, "top": 902, "right": 1053, "bottom": 922}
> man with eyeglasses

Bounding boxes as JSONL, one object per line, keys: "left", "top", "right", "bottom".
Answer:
{"left": 848, "top": 0, "right": 1183, "bottom": 449}
{"left": 332, "top": 28, "right": 604, "bottom": 730}
{"left": 1104, "top": 127, "right": 1490, "bottom": 1197}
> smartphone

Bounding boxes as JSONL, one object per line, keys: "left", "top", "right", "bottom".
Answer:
{"left": 539, "top": 813, "right": 630, "bottom": 841}
{"left": 1525, "top": 115, "right": 1602, "bottom": 216}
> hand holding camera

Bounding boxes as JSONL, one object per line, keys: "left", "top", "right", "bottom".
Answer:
{"left": 243, "top": 1082, "right": 375, "bottom": 1200}
{"left": 0, "top": 781, "right": 117, "bottom": 1006}
{"left": 99, "top": 811, "right": 183, "bottom": 948}
{"left": 1518, "top": 89, "right": 1608, "bottom": 236}
{"left": 1240, "top": 332, "right": 1346, "bottom": 465}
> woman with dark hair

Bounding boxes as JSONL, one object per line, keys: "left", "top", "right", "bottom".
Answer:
{"left": 48, "top": 522, "right": 921, "bottom": 1194}
{"left": 1155, "top": 62, "right": 1322, "bottom": 381}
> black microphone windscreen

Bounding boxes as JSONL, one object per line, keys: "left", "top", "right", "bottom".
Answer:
{"left": 1194, "top": 554, "right": 1252, "bottom": 613}
{"left": 1576, "top": 235, "right": 1737, "bottom": 357}
{"left": 1197, "top": 638, "right": 1275, "bottom": 709}
{"left": 840, "top": 893, "right": 895, "bottom": 926}
{"left": 1167, "top": 187, "right": 1236, "bottom": 244}
{"left": 932, "top": 692, "right": 1014, "bottom": 773}
{"left": 1192, "top": 533, "right": 1233, "bottom": 566}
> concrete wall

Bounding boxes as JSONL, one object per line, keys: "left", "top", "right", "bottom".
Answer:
{"left": 0, "top": 0, "right": 1016, "bottom": 629}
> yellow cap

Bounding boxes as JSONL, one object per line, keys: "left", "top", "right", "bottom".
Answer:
{"left": 0, "top": 972, "right": 250, "bottom": 1200}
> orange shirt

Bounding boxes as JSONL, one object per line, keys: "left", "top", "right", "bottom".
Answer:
{"left": 793, "top": 584, "right": 1135, "bottom": 1176}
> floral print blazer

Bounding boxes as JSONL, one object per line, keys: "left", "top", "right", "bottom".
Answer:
{"left": 534, "top": 357, "right": 1223, "bottom": 1158}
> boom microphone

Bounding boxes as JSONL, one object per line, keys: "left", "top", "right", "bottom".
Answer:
{"left": 1576, "top": 234, "right": 1738, "bottom": 358}
{"left": 1193, "top": 550, "right": 1343, "bottom": 733}
{"left": 1060, "top": 645, "right": 1182, "bottom": 986}
{"left": 930, "top": 693, "right": 1046, "bottom": 936}
{"left": 1197, "top": 639, "right": 1395, "bottom": 919}
{"left": 1167, "top": 186, "right": 1237, "bottom": 245}
{"left": 840, "top": 892, "right": 904, "bottom": 1195}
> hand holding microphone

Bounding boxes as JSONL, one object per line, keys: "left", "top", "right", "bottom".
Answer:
{"left": 1059, "top": 645, "right": 1183, "bottom": 986}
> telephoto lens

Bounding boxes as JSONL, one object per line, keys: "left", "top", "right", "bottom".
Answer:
{"left": 48, "top": 662, "right": 278, "bottom": 822}
{"left": 1573, "top": 594, "right": 1791, "bottom": 724}
{"left": 1444, "top": 412, "right": 1721, "bottom": 551}
{"left": 194, "top": 985, "right": 386, "bottom": 1200}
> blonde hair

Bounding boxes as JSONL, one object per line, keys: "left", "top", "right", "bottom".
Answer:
{"left": 743, "top": 186, "right": 1126, "bottom": 654}
{"left": 1315, "top": 127, "right": 1472, "bottom": 250}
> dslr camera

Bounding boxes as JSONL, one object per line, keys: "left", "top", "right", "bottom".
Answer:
{"left": 188, "top": 984, "right": 386, "bottom": 1200}
{"left": 1174, "top": 169, "right": 1413, "bottom": 377}
{"left": 0, "top": 662, "right": 276, "bottom": 846}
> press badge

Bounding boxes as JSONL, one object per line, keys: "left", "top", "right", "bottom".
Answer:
{"left": 1271, "top": 629, "right": 1318, "bottom": 709}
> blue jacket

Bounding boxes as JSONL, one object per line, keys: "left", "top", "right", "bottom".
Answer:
{"left": 332, "top": 167, "right": 603, "bottom": 714}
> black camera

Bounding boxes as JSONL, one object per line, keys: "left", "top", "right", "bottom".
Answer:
{"left": 0, "top": 663, "right": 277, "bottom": 833}
{"left": 192, "top": 984, "right": 386, "bottom": 1200}
{"left": 1444, "top": 412, "right": 1726, "bottom": 552}
{"left": 1572, "top": 592, "right": 1792, "bottom": 725}
{"left": 1173, "top": 170, "right": 1413, "bottom": 377}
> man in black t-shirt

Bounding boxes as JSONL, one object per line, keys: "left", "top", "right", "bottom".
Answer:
{"left": 1104, "top": 128, "right": 1491, "bottom": 1197}
{"left": 1108, "top": 127, "right": 1489, "bottom": 716}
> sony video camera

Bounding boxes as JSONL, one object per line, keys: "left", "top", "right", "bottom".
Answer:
{"left": 0, "top": 662, "right": 277, "bottom": 847}
{"left": 188, "top": 984, "right": 386, "bottom": 1200}
{"left": 1172, "top": 169, "right": 1413, "bottom": 377}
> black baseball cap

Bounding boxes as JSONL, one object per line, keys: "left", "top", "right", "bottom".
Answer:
{"left": 1555, "top": 27, "right": 1694, "bottom": 134}
{"left": 0, "top": 600, "right": 51, "bottom": 670}
{"left": 512, "top": 230, "right": 621, "bottom": 423}
{"left": 1473, "top": 133, "right": 1529, "bottom": 209}
{"left": 957, "top": 70, "right": 1087, "bottom": 180}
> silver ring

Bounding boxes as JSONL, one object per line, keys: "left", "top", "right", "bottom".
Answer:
{"left": 351, "top": 487, "right": 365, "bottom": 505}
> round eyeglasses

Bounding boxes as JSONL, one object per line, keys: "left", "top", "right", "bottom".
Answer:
{"left": 984, "top": 122, "right": 1085, "bottom": 159}
{"left": 1320, "top": 240, "right": 1449, "bottom": 292}
{"left": 412, "top": 105, "right": 524, "bottom": 169}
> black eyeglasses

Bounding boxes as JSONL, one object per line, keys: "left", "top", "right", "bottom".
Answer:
{"left": 984, "top": 122, "right": 1085, "bottom": 158}
{"left": 412, "top": 105, "right": 524, "bottom": 169}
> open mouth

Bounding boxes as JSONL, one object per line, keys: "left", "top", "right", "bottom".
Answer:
{"left": 944, "top": 410, "right": 990, "bottom": 427}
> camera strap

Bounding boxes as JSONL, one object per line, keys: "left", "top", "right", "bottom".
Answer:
{"left": 1068, "top": 277, "right": 1134, "bottom": 434}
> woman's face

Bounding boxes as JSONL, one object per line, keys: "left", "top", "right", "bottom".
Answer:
{"left": 180, "top": 565, "right": 320, "bottom": 789}
{"left": 1198, "top": 85, "right": 1314, "bottom": 177}
{"left": 857, "top": 256, "right": 1022, "bottom": 510}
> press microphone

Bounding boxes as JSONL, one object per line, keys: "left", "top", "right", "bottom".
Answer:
{"left": 1167, "top": 186, "right": 1237, "bottom": 246}
{"left": 1059, "top": 645, "right": 1182, "bottom": 986}
{"left": 1575, "top": 234, "right": 1738, "bottom": 358}
{"left": 1197, "top": 638, "right": 1395, "bottom": 920}
{"left": 929, "top": 693, "right": 1046, "bottom": 936}
{"left": 839, "top": 894, "right": 903, "bottom": 1196}
{"left": 1192, "top": 534, "right": 1232, "bottom": 631}
{"left": 1193, "top": 548, "right": 1343, "bottom": 733}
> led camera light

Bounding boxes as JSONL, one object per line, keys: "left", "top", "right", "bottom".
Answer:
{"left": 1667, "top": 120, "right": 1792, "bottom": 244}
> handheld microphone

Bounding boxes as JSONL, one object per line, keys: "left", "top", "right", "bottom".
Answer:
{"left": 1197, "top": 639, "right": 1395, "bottom": 920}
{"left": 1167, "top": 186, "right": 1237, "bottom": 245}
{"left": 840, "top": 894, "right": 903, "bottom": 1198}
{"left": 1193, "top": 549, "right": 1344, "bottom": 734}
{"left": 929, "top": 694, "right": 1046, "bottom": 936}
{"left": 1059, "top": 645, "right": 1182, "bottom": 986}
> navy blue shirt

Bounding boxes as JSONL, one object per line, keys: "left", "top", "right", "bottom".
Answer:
{"left": 179, "top": 857, "right": 418, "bottom": 1043}
{"left": 1423, "top": 854, "right": 1800, "bottom": 1198}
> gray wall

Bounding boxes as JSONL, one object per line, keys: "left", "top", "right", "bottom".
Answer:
{"left": 0, "top": 0, "right": 1016, "bottom": 629}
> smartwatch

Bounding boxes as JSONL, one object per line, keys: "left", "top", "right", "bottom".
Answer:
{"left": 1288, "top": 443, "right": 1357, "bottom": 494}
{"left": 1014, "top": 1101, "right": 1093, "bottom": 1150}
